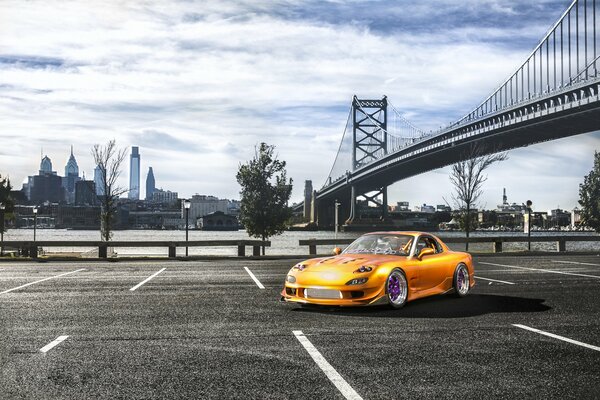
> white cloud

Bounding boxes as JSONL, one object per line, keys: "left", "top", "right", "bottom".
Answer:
{"left": 0, "top": 0, "right": 596, "bottom": 209}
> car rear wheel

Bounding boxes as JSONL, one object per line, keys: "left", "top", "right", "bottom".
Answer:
{"left": 453, "top": 264, "right": 470, "bottom": 297}
{"left": 386, "top": 269, "right": 408, "bottom": 309}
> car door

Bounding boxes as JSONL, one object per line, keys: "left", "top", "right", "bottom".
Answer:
{"left": 415, "top": 235, "right": 447, "bottom": 291}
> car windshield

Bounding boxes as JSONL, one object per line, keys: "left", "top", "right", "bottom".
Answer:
{"left": 342, "top": 234, "right": 414, "bottom": 256}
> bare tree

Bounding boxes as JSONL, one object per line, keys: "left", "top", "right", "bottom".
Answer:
{"left": 449, "top": 144, "right": 507, "bottom": 250}
{"left": 92, "top": 140, "right": 128, "bottom": 241}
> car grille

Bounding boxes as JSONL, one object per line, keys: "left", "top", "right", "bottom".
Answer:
{"left": 305, "top": 289, "right": 342, "bottom": 299}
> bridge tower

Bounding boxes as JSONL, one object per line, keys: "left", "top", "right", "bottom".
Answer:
{"left": 347, "top": 96, "right": 390, "bottom": 225}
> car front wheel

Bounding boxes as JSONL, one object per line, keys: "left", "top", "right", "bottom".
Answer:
{"left": 386, "top": 269, "right": 408, "bottom": 309}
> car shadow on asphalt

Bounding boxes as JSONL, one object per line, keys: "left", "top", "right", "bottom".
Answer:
{"left": 291, "top": 294, "right": 551, "bottom": 318}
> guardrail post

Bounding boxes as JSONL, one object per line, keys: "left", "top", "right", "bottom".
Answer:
{"left": 493, "top": 241, "right": 503, "bottom": 253}
{"left": 309, "top": 244, "right": 317, "bottom": 255}
{"left": 253, "top": 245, "right": 260, "bottom": 256}
{"left": 99, "top": 244, "right": 108, "bottom": 259}
{"left": 237, "top": 245, "right": 245, "bottom": 257}
{"left": 556, "top": 239, "right": 566, "bottom": 252}
{"left": 168, "top": 246, "right": 176, "bottom": 258}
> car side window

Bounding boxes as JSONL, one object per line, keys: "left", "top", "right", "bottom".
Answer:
{"left": 428, "top": 237, "right": 443, "bottom": 253}
{"left": 415, "top": 236, "right": 443, "bottom": 255}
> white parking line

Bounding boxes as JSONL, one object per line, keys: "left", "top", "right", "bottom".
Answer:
{"left": 0, "top": 269, "right": 86, "bottom": 294}
{"left": 244, "top": 267, "right": 265, "bottom": 289}
{"left": 293, "top": 331, "right": 363, "bottom": 400}
{"left": 40, "top": 335, "right": 69, "bottom": 353}
{"left": 513, "top": 324, "right": 600, "bottom": 352}
{"left": 474, "top": 275, "right": 515, "bottom": 285}
{"left": 551, "top": 260, "right": 600, "bottom": 267}
{"left": 129, "top": 268, "right": 166, "bottom": 291}
{"left": 479, "top": 262, "right": 600, "bottom": 279}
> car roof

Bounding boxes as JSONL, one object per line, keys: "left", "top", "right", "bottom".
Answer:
{"left": 364, "top": 231, "right": 426, "bottom": 237}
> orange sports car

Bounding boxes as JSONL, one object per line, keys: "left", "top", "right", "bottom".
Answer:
{"left": 281, "top": 231, "right": 475, "bottom": 308}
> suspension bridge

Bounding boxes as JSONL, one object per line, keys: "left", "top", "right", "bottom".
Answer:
{"left": 301, "top": 0, "right": 600, "bottom": 229}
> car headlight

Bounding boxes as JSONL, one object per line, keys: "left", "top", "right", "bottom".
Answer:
{"left": 354, "top": 265, "right": 373, "bottom": 273}
{"left": 346, "top": 277, "right": 368, "bottom": 285}
{"left": 286, "top": 275, "right": 296, "bottom": 283}
{"left": 293, "top": 263, "right": 307, "bottom": 271}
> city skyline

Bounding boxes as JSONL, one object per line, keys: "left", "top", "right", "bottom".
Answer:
{"left": 0, "top": 0, "right": 598, "bottom": 210}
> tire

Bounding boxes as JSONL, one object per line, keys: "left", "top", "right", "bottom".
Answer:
{"left": 453, "top": 264, "right": 470, "bottom": 298}
{"left": 386, "top": 269, "right": 408, "bottom": 309}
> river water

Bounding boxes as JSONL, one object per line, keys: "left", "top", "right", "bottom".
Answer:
{"left": 3, "top": 229, "right": 598, "bottom": 256}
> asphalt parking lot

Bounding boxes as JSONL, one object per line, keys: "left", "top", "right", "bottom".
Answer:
{"left": 0, "top": 255, "right": 599, "bottom": 399}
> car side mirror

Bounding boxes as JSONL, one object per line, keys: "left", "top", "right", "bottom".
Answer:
{"left": 417, "top": 247, "right": 435, "bottom": 260}
{"left": 333, "top": 247, "right": 342, "bottom": 255}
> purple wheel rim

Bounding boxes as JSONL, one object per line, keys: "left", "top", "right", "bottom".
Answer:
{"left": 388, "top": 271, "right": 406, "bottom": 305}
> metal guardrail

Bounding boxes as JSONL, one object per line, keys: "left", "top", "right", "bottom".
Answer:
{"left": 299, "top": 236, "right": 600, "bottom": 255}
{"left": 0, "top": 240, "right": 271, "bottom": 259}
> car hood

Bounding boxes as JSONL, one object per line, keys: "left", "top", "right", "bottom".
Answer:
{"left": 301, "top": 254, "right": 407, "bottom": 273}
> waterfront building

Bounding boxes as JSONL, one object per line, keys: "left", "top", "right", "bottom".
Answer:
{"left": 93, "top": 165, "right": 105, "bottom": 196}
{"left": 128, "top": 210, "right": 182, "bottom": 229}
{"left": 571, "top": 208, "right": 581, "bottom": 229}
{"left": 396, "top": 201, "right": 409, "bottom": 211}
{"left": 198, "top": 211, "right": 239, "bottom": 230}
{"left": 56, "top": 205, "right": 100, "bottom": 229}
{"left": 185, "top": 194, "right": 229, "bottom": 221}
{"left": 151, "top": 188, "right": 178, "bottom": 205}
{"left": 415, "top": 204, "right": 435, "bottom": 213}
{"left": 128, "top": 146, "right": 140, "bottom": 200}
{"left": 497, "top": 188, "right": 526, "bottom": 212}
{"left": 549, "top": 208, "right": 571, "bottom": 227}
{"left": 146, "top": 167, "right": 155, "bottom": 201}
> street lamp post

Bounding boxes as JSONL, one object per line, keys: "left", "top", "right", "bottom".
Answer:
{"left": 32, "top": 207, "right": 38, "bottom": 258}
{"left": 184, "top": 200, "right": 191, "bottom": 257}
{"left": 526, "top": 200, "right": 532, "bottom": 251}
{"left": 0, "top": 203, "right": 5, "bottom": 257}
{"left": 33, "top": 207, "right": 38, "bottom": 242}
{"left": 334, "top": 200, "right": 341, "bottom": 240}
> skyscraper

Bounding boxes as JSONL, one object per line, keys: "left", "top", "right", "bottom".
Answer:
{"left": 128, "top": 146, "right": 140, "bottom": 200}
{"left": 62, "top": 146, "right": 80, "bottom": 204}
{"left": 94, "top": 165, "right": 105, "bottom": 196}
{"left": 146, "top": 167, "right": 155, "bottom": 201}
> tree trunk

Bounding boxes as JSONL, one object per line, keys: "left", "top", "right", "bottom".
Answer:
{"left": 262, "top": 234, "right": 266, "bottom": 256}
{"left": 465, "top": 206, "right": 470, "bottom": 252}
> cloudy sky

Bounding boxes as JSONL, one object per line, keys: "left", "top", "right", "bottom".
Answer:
{"left": 0, "top": 0, "right": 597, "bottom": 212}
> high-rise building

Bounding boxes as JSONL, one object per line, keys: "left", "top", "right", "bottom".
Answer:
{"left": 62, "top": 146, "right": 80, "bottom": 204}
{"left": 128, "top": 146, "right": 140, "bottom": 200}
{"left": 75, "top": 180, "right": 97, "bottom": 206}
{"left": 93, "top": 165, "right": 105, "bottom": 196}
{"left": 146, "top": 167, "right": 155, "bottom": 201}
{"left": 39, "top": 155, "right": 55, "bottom": 175}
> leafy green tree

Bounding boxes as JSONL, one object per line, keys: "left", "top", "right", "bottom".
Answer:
{"left": 579, "top": 151, "right": 600, "bottom": 232}
{"left": 91, "top": 140, "right": 128, "bottom": 241}
{"left": 237, "top": 143, "right": 293, "bottom": 255}
{"left": 0, "top": 174, "right": 13, "bottom": 235}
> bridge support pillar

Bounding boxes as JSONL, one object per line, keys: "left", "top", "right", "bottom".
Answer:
{"left": 346, "top": 186, "right": 357, "bottom": 224}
